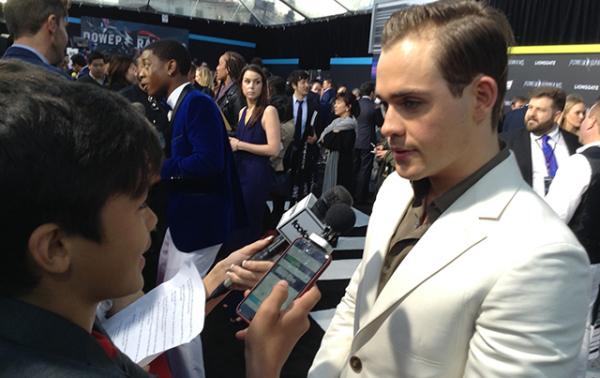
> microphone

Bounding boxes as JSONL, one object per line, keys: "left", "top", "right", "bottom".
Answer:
{"left": 249, "top": 186, "right": 353, "bottom": 263}
{"left": 310, "top": 186, "right": 353, "bottom": 221}
{"left": 321, "top": 203, "right": 356, "bottom": 245}
{"left": 206, "top": 202, "right": 356, "bottom": 301}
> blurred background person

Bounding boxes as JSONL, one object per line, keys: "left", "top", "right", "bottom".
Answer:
{"left": 353, "top": 81, "right": 383, "bottom": 205}
{"left": 560, "top": 94, "right": 586, "bottom": 135}
{"left": 106, "top": 55, "right": 137, "bottom": 91}
{"left": 311, "top": 79, "right": 323, "bottom": 96}
{"left": 194, "top": 65, "right": 214, "bottom": 96}
{"left": 511, "top": 95, "right": 528, "bottom": 110}
{"left": 230, "top": 64, "right": 281, "bottom": 240}
{"left": 69, "top": 53, "right": 86, "bottom": 79}
{"left": 268, "top": 92, "right": 295, "bottom": 229}
{"left": 319, "top": 91, "right": 359, "bottom": 194}
{"left": 78, "top": 50, "right": 106, "bottom": 86}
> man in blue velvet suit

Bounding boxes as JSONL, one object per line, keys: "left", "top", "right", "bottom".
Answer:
{"left": 1, "top": 0, "right": 69, "bottom": 77}
{"left": 138, "top": 39, "right": 245, "bottom": 378}
{"left": 139, "top": 40, "right": 244, "bottom": 280}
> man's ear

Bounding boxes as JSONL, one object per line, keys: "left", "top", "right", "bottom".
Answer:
{"left": 553, "top": 110, "right": 563, "bottom": 124}
{"left": 472, "top": 75, "right": 498, "bottom": 124}
{"left": 166, "top": 59, "right": 178, "bottom": 77}
{"left": 46, "top": 14, "right": 59, "bottom": 35}
{"left": 27, "top": 224, "right": 71, "bottom": 275}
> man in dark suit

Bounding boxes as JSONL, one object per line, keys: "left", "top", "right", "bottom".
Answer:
{"left": 1, "top": 0, "right": 69, "bottom": 77}
{"left": 503, "top": 87, "right": 579, "bottom": 196}
{"left": 353, "top": 81, "right": 383, "bottom": 204}
{"left": 288, "top": 69, "right": 321, "bottom": 200}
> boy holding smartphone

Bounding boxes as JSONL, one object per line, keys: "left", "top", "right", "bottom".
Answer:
{"left": 0, "top": 60, "right": 319, "bottom": 378}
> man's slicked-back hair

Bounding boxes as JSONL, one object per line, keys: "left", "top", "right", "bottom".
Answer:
{"left": 529, "top": 87, "right": 567, "bottom": 112}
{"left": 0, "top": 60, "right": 163, "bottom": 297}
{"left": 3, "top": 0, "right": 70, "bottom": 39}
{"left": 382, "top": 0, "right": 515, "bottom": 127}
{"left": 144, "top": 39, "right": 191, "bottom": 76}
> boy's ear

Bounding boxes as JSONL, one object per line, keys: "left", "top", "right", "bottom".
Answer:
{"left": 27, "top": 224, "right": 71, "bottom": 274}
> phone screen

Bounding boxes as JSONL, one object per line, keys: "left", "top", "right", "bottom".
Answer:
{"left": 237, "top": 238, "right": 330, "bottom": 322}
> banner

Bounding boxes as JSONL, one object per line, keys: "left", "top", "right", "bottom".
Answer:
{"left": 81, "top": 16, "right": 189, "bottom": 56}
{"left": 506, "top": 45, "right": 600, "bottom": 108}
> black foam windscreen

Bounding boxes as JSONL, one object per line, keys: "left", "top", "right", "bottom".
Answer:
{"left": 324, "top": 203, "right": 356, "bottom": 234}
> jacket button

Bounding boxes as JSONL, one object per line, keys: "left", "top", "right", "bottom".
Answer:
{"left": 349, "top": 356, "right": 362, "bottom": 373}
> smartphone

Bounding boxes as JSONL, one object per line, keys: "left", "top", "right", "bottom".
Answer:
{"left": 237, "top": 234, "right": 332, "bottom": 323}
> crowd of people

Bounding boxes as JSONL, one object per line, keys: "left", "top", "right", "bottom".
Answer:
{"left": 2, "top": 0, "right": 600, "bottom": 377}
{"left": 56, "top": 43, "right": 387, "bottom": 239}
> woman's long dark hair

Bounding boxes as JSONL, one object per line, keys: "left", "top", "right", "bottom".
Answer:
{"left": 240, "top": 64, "right": 269, "bottom": 127}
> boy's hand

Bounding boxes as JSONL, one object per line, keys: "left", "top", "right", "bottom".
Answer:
{"left": 204, "top": 237, "right": 274, "bottom": 302}
{"left": 236, "top": 281, "right": 321, "bottom": 378}
{"left": 226, "top": 260, "right": 274, "bottom": 291}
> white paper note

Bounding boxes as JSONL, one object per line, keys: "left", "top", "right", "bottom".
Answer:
{"left": 102, "top": 263, "right": 206, "bottom": 365}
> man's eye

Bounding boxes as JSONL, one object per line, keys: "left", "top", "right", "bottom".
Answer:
{"left": 139, "top": 202, "right": 148, "bottom": 210}
{"left": 402, "top": 100, "right": 421, "bottom": 110}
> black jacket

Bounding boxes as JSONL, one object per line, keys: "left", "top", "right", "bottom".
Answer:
{"left": 0, "top": 297, "right": 151, "bottom": 377}
{"left": 502, "top": 127, "right": 580, "bottom": 185}
{"left": 216, "top": 83, "right": 244, "bottom": 132}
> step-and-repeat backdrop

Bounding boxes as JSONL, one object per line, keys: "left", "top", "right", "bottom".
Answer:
{"left": 505, "top": 45, "right": 600, "bottom": 107}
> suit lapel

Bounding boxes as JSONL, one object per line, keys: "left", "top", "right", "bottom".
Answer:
{"left": 355, "top": 154, "right": 523, "bottom": 341}
{"left": 169, "top": 84, "right": 193, "bottom": 128}
{"left": 356, "top": 174, "right": 412, "bottom": 329}
{"left": 560, "top": 128, "right": 581, "bottom": 154}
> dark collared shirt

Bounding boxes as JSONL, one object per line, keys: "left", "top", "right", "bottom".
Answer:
{"left": 377, "top": 147, "right": 510, "bottom": 294}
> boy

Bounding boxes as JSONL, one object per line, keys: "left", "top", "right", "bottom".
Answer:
{"left": 0, "top": 60, "right": 319, "bottom": 378}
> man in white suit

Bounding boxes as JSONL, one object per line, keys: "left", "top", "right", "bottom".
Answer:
{"left": 309, "top": 1, "right": 591, "bottom": 377}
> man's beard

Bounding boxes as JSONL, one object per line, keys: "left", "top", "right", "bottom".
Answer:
{"left": 526, "top": 117, "right": 555, "bottom": 135}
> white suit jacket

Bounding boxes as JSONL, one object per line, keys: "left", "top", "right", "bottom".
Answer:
{"left": 309, "top": 153, "right": 590, "bottom": 378}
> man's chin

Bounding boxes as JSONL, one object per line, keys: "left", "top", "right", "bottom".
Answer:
{"left": 395, "top": 167, "right": 425, "bottom": 182}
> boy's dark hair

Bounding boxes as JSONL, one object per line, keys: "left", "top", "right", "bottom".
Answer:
{"left": 70, "top": 53, "right": 86, "bottom": 67}
{"left": 144, "top": 40, "right": 191, "bottom": 76}
{"left": 88, "top": 50, "right": 105, "bottom": 63}
{"left": 3, "top": 0, "right": 69, "bottom": 39}
{"left": 288, "top": 70, "right": 309, "bottom": 87}
{"left": 336, "top": 91, "right": 360, "bottom": 118}
{"left": 0, "top": 60, "right": 163, "bottom": 296}
{"left": 310, "top": 79, "right": 323, "bottom": 86}
{"left": 359, "top": 81, "right": 375, "bottom": 97}
{"left": 529, "top": 87, "right": 567, "bottom": 111}
{"left": 382, "top": 0, "right": 514, "bottom": 127}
